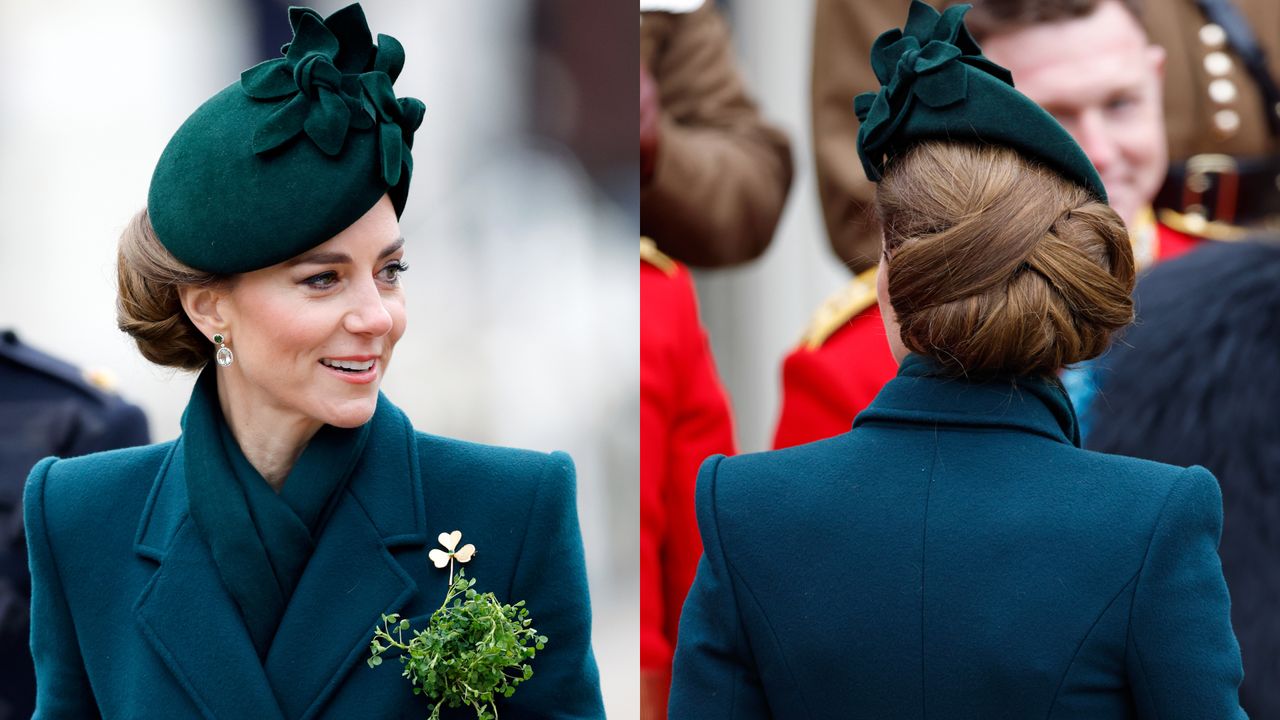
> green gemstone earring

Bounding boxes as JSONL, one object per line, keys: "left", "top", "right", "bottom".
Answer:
{"left": 213, "top": 333, "right": 234, "bottom": 367}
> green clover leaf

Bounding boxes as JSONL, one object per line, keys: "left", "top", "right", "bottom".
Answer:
{"left": 367, "top": 569, "right": 545, "bottom": 719}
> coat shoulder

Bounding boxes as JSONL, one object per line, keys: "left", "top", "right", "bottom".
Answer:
{"left": 25, "top": 442, "right": 175, "bottom": 558}
{"left": 28, "top": 442, "right": 174, "bottom": 516}
{"left": 706, "top": 434, "right": 1208, "bottom": 538}
{"left": 413, "top": 432, "right": 574, "bottom": 507}
{"left": 1071, "top": 445, "right": 1209, "bottom": 501}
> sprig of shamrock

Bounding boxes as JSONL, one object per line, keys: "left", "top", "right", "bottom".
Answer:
{"left": 367, "top": 569, "right": 547, "bottom": 720}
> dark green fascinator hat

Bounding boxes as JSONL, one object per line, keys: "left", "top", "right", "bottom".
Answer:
{"left": 855, "top": 1, "right": 1107, "bottom": 202}
{"left": 148, "top": 4, "right": 425, "bottom": 274}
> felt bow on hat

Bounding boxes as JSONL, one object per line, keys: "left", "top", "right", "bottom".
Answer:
{"left": 854, "top": 2, "right": 1011, "bottom": 183}
{"left": 148, "top": 2, "right": 427, "bottom": 275}
{"left": 239, "top": 4, "right": 424, "bottom": 185}
{"left": 850, "top": 1, "right": 1108, "bottom": 202}
{"left": 359, "top": 68, "right": 425, "bottom": 187}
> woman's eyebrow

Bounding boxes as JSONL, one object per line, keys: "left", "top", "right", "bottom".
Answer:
{"left": 287, "top": 251, "right": 350, "bottom": 266}
{"left": 379, "top": 237, "right": 406, "bottom": 259}
{"left": 286, "top": 237, "right": 405, "bottom": 266}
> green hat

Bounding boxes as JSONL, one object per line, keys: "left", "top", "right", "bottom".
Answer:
{"left": 855, "top": 1, "right": 1107, "bottom": 202}
{"left": 148, "top": 4, "right": 425, "bottom": 274}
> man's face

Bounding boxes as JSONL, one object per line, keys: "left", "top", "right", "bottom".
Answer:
{"left": 980, "top": 0, "right": 1167, "bottom": 227}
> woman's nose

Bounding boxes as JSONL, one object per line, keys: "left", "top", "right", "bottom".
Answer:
{"left": 344, "top": 278, "right": 394, "bottom": 336}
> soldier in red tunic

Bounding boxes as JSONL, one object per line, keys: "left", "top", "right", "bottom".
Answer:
{"left": 640, "top": 0, "right": 793, "bottom": 715}
{"left": 640, "top": 240, "right": 738, "bottom": 714}
{"left": 775, "top": 0, "right": 1204, "bottom": 449}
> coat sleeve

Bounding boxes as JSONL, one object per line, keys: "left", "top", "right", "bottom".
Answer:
{"left": 668, "top": 455, "right": 771, "bottom": 718}
{"left": 24, "top": 457, "right": 102, "bottom": 719}
{"left": 505, "top": 451, "right": 605, "bottom": 719}
{"left": 1126, "top": 466, "right": 1247, "bottom": 719}
{"left": 640, "top": 3, "right": 793, "bottom": 268}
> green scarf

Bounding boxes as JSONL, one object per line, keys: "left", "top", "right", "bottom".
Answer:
{"left": 183, "top": 364, "right": 372, "bottom": 658}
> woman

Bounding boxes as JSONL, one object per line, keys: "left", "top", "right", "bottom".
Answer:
{"left": 25, "top": 5, "right": 603, "bottom": 718}
{"left": 669, "top": 3, "right": 1246, "bottom": 717}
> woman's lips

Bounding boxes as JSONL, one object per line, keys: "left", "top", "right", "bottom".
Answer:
{"left": 319, "top": 358, "right": 378, "bottom": 384}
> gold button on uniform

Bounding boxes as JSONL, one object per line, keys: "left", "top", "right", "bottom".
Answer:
{"left": 1208, "top": 78, "right": 1238, "bottom": 104}
{"left": 1198, "top": 23, "right": 1226, "bottom": 48}
{"left": 1213, "top": 108, "right": 1241, "bottom": 136}
{"left": 1204, "top": 51, "right": 1233, "bottom": 76}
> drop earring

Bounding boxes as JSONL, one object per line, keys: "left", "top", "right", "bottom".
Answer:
{"left": 213, "top": 333, "right": 234, "bottom": 367}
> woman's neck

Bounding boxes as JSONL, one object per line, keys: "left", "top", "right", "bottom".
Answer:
{"left": 216, "top": 372, "right": 322, "bottom": 491}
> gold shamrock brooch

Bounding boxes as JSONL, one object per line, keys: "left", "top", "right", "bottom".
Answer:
{"left": 428, "top": 530, "right": 475, "bottom": 582}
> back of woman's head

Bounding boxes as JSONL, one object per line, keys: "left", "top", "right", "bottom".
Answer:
{"left": 877, "top": 141, "right": 1136, "bottom": 377}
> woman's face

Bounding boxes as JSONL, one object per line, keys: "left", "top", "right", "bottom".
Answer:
{"left": 217, "top": 196, "right": 407, "bottom": 428}
{"left": 877, "top": 252, "right": 909, "bottom": 366}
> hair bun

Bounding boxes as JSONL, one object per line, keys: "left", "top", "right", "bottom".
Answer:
{"left": 878, "top": 141, "right": 1136, "bottom": 377}
{"left": 116, "top": 209, "right": 224, "bottom": 371}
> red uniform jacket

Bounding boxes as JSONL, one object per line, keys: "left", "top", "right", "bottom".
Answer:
{"left": 640, "top": 247, "right": 736, "bottom": 702}
{"left": 773, "top": 221, "right": 1199, "bottom": 449}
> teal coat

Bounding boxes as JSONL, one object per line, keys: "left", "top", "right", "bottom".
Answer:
{"left": 670, "top": 355, "right": 1246, "bottom": 719}
{"left": 25, "top": 396, "right": 604, "bottom": 719}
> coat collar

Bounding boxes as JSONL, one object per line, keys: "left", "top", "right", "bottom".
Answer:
{"left": 853, "top": 354, "right": 1081, "bottom": 447}
{"left": 134, "top": 393, "right": 426, "bottom": 557}
{"left": 132, "top": 393, "right": 427, "bottom": 720}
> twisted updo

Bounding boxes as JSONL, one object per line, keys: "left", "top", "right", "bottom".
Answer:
{"left": 116, "top": 208, "right": 229, "bottom": 371}
{"left": 878, "top": 141, "right": 1136, "bottom": 377}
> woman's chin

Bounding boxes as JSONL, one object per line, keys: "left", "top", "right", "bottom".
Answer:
{"left": 317, "top": 397, "right": 379, "bottom": 428}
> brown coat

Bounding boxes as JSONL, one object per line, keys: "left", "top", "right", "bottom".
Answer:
{"left": 811, "top": 0, "right": 1280, "bottom": 273}
{"left": 641, "top": 3, "right": 794, "bottom": 268}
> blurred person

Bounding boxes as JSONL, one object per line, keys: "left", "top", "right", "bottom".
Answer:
{"left": 1088, "top": 235, "right": 1280, "bottom": 717}
{"left": 24, "top": 5, "right": 603, "bottom": 718}
{"left": 532, "top": 0, "right": 637, "bottom": 209}
{"left": 244, "top": 0, "right": 293, "bottom": 63}
{"left": 640, "top": 0, "right": 793, "bottom": 268}
{"left": 640, "top": 1, "right": 791, "bottom": 716}
{"left": 671, "top": 5, "right": 1246, "bottom": 716}
{"left": 809, "top": 0, "right": 1278, "bottom": 274}
{"left": 0, "top": 330, "right": 148, "bottom": 720}
{"left": 775, "top": 0, "right": 1195, "bottom": 449}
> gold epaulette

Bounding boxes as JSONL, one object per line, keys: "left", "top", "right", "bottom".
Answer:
{"left": 1129, "top": 206, "right": 1157, "bottom": 271}
{"left": 82, "top": 366, "right": 119, "bottom": 393}
{"left": 640, "top": 236, "right": 677, "bottom": 276}
{"left": 801, "top": 267, "right": 879, "bottom": 350}
{"left": 1156, "top": 208, "right": 1251, "bottom": 242}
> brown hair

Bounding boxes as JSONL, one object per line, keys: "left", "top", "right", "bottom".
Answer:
{"left": 940, "top": 0, "right": 1143, "bottom": 41}
{"left": 116, "top": 209, "right": 229, "bottom": 371}
{"left": 877, "top": 142, "right": 1136, "bottom": 378}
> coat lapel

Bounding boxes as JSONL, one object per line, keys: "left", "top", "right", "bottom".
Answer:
{"left": 132, "top": 439, "right": 286, "bottom": 720}
{"left": 263, "top": 394, "right": 428, "bottom": 720}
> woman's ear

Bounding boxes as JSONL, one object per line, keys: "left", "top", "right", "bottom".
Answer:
{"left": 178, "top": 284, "right": 230, "bottom": 343}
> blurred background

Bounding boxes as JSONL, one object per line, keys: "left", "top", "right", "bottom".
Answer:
{"left": 684, "top": 1, "right": 847, "bottom": 453}
{"left": 0, "top": 0, "right": 637, "bottom": 716}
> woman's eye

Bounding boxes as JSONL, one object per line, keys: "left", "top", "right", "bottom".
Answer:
{"left": 380, "top": 261, "right": 409, "bottom": 283}
{"left": 303, "top": 271, "right": 338, "bottom": 288}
